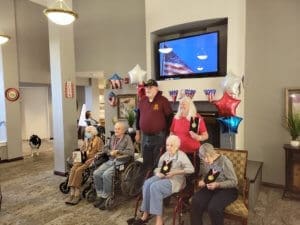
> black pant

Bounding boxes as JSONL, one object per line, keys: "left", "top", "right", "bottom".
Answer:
{"left": 186, "top": 153, "right": 200, "bottom": 177}
{"left": 141, "top": 132, "right": 166, "bottom": 173}
{"left": 191, "top": 187, "right": 238, "bottom": 225}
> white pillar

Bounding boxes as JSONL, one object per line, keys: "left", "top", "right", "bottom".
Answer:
{"left": 0, "top": 0, "right": 22, "bottom": 160}
{"left": 48, "top": 0, "right": 77, "bottom": 174}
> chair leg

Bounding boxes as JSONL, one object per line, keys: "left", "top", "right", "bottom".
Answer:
{"left": 242, "top": 218, "right": 248, "bottom": 225}
{"left": 173, "top": 197, "right": 183, "bottom": 225}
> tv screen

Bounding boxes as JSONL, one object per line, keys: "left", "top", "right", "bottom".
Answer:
{"left": 156, "top": 31, "right": 220, "bottom": 80}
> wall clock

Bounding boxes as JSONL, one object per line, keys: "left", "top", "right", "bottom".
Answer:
{"left": 5, "top": 88, "right": 20, "bottom": 101}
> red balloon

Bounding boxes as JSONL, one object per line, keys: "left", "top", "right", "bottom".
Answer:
{"left": 137, "top": 84, "right": 145, "bottom": 101}
{"left": 213, "top": 92, "right": 241, "bottom": 116}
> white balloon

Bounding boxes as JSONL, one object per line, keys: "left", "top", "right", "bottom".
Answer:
{"left": 222, "top": 73, "right": 242, "bottom": 97}
{"left": 128, "top": 64, "right": 147, "bottom": 84}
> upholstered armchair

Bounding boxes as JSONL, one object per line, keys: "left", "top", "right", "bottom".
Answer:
{"left": 215, "top": 148, "right": 249, "bottom": 225}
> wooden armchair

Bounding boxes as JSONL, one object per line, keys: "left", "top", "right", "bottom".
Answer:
{"left": 215, "top": 148, "right": 249, "bottom": 225}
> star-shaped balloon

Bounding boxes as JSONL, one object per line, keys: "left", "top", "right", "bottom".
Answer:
{"left": 109, "top": 73, "right": 122, "bottom": 89}
{"left": 213, "top": 92, "right": 241, "bottom": 116}
{"left": 222, "top": 73, "right": 243, "bottom": 98}
{"left": 128, "top": 64, "right": 146, "bottom": 84}
{"left": 217, "top": 116, "right": 243, "bottom": 134}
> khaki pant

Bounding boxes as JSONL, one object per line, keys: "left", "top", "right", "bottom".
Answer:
{"left": 68, "top": 162, "right": 89, "bottom": 188}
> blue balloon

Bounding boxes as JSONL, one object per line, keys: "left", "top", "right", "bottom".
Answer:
{"left": 217, "top": 116, "right": 243, "bottom": 134}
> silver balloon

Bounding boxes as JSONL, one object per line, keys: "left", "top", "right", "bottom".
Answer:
{"left": 222, "top": 74, "right": 243, "bottom": 97}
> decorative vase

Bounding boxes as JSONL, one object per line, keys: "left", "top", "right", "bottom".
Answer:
{"left": 290, "top": 140, "right": 300, "bottom": 147}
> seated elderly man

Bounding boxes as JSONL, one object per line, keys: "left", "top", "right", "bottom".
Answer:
{"left": 93, "top": 121, "right": 134, "bottom": 210}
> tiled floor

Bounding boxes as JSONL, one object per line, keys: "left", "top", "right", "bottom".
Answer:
{"left": 0, "top": 140, "right": 300, "bottom": 225}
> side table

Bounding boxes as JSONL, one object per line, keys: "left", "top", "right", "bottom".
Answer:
{"left": 283, "top": 144, "right": 300, "bottom": 200}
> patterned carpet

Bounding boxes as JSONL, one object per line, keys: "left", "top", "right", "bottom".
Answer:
{"left": 0, "top": 140, "right": 300, "bottom": 225}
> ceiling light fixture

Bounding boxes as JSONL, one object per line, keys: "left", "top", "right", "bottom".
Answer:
{"left": 0, "top": 35, "right": 10, "bottom": 45}
{"left": 43, "top": 0, "right": 78, "bottom": 26}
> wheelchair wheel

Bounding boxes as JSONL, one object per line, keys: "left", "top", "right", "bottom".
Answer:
{"left": 81, "top": 183, "right": 91, "bottom": 199}
{"left": 121, "top": 161, "right": 144, "bottom": 197}
{"left": 86, "top": 189, "right": 97, "bottom": 203}
{"left": 105, "top": 196, "right": 116, "bottom": 210}
{"left": 81, "top": 169, "right": 90, "bottom": 185}
{"left": 59, "top": 180, "right": 70, "bottom": 194}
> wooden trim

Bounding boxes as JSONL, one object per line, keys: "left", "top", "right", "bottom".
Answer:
{"left": 0, "top": 156, "right": 23, "bottom": 163}
{"left": 54, "top": 170, "right": 67, "bottom": 177}
{"left": 262, "top": 182, "right": 284, "bottom": 189}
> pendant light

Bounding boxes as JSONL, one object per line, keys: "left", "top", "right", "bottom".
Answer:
{"left": 44, "top": 0, "right": 78, "bottom": 26}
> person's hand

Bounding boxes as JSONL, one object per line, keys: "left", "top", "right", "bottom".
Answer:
{"left": 156, "top": 172, "right": 165, "bottom": 178}
{"left": 165, "top": 171, "right": 176, "bottom": 178}
{"left": 135, "top": 131, "right": 141, "bottom": 143}
{"left": 85, "top": 158, "right": 93, "bottom": 164}
{"left": 189, "top": 131, "right": 199, "bottom": 140}
{"left": 198, "top": 180, "right": 206, "bottom": 188}
{"left": 206, "top": 182, "right": 220, "bottom": 190}
{"left": 110, "top": 150, "right": 119, "bottom": 157}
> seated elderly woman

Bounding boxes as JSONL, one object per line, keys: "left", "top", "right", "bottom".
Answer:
{"left": 133, "top": 135, "right": 194, "bottom": 225}
{"left": 93, "top": 121, "right": 134, "bottom": 210}
{"left": 190, "top": 143, "right": 238, "bottom": 225}
{"left": 65, "top": 125, "right": 103, "bottom": 205}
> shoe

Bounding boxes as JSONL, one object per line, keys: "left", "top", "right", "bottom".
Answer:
{"left": 65, "top": 195, "right": 74, "bottom": 204}
{"left": 98, "top": 200, "right": 107, "bottom": 210}
{"left": 70, "top": 196, "right": 81, "bottom": 205}
{"left": 132, "top": 218, "right": 148, "bottom": 225}
{"left": 93, "top": 197, "right": 106, "bottom": 208}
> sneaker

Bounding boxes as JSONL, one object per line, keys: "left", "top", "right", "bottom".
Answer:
{"left": 70, "top": 196, "right": 81, "bottom": 205}
{"left": 65, "top": 195, "right": 74, "bottom": 204}
{"left": 93, "top": 197, "right": 106, "bottom": 208}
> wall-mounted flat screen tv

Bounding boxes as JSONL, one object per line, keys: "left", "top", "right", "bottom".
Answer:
{"left": 156, "top": 31, "right": 222, "bottom": 80}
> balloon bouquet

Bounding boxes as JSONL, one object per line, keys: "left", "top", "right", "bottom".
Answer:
{"left": 212, "top": 73, "right": 243, "bottom": 149}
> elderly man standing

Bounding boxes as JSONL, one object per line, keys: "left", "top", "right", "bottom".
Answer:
{"left": 135, "top": 79, "right": 173, "bottom": 173}
{"left": 93, "top": 121, "right": 134, "bottom": 210}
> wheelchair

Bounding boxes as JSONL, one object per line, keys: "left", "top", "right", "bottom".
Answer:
{"left": 59, "top": 155, "right": 91, "bottom": 194}
{"left": 83, "top": 154, "right": 144, "bottom": 210}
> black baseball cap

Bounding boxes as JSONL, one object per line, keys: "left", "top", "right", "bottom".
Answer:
{"left": 144, "top": 79, "right": 158, "bottom": 87}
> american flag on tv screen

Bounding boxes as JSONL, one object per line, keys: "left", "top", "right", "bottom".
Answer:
{"left": 162, "top": 51, "right": 193, "bottom": 76}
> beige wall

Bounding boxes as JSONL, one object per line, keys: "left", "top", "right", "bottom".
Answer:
{"left": 73, "top": 0, "right": 146, "bottom": 76}
{"left": 145, "top": 0, "right": 246, "bottom": 149}
{"left": 16, "top": 0, "right": 50, "bottom": 84}
{"left": 245, "top": 0, "right": 300, "bottom": 185}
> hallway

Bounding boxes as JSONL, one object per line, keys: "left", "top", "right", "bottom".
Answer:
{"left": 0, "top": 140, "right": 300, "bottom": 225}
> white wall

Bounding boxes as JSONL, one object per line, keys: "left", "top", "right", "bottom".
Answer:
{"left": 145, "top": 0, "right": 246, "bottom": 149}
{"left": 20, "top": 87, "right": 50, "bottom": 140}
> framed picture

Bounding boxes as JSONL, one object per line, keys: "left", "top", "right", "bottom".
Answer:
{"left": 117, "top": 94, "right": 137, "bottom": 119}
{"left": 285, "top": 88, "right": 300, "bottom": 118}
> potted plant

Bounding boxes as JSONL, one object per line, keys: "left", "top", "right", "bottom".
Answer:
{"left": 125, "top": 109, "right": 136, "bottom": 133}
{"left": 285, "top": 113, "right": 300, "bottom": 147}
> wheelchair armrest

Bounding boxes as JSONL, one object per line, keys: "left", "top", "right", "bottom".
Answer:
{"left": 115, "top": 154, "right": 132, "bottom": 162}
